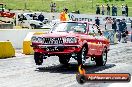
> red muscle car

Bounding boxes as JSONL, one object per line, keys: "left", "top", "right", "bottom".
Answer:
{"left": 31, "top": 21, "right": 110, "bottom": 66}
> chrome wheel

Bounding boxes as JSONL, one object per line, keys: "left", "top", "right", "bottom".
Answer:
{"left": 81, "top": 47, "right": 86, "bottom": 65}
{"left": 77, "top": 47, "right": 87, "bottom": 65}
{"left": 102, "top": 51, "right": 107, "bottom": 65}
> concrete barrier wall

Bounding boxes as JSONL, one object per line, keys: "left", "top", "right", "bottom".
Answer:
{"left": 23, "top": 32, "right": 45, "bottom": 55}
{"left": 0, "top": 29, "right": 49, "bottom": 49}
{"left": 14, "top": 11, "right": 132, "bottom": 22}
{"left": 0, "top": 23, "right": 13, "bottom": 29}
{"left": 0, "top": 41, "right": 15, "bottom": 58}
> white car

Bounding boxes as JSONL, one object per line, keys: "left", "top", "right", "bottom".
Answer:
{"left": 22, "top": 19, "right": 43, "bottom": 29}
{"left": 18, "top": 13, "right": 49, "bottom": 29}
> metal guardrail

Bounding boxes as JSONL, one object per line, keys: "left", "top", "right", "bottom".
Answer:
{"left": 0, "top": 23, "right": 13, "bottom": 29}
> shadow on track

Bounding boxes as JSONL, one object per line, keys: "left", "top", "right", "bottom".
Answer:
{"left": 35, "top": 63, "right": 116, "bottom": 74}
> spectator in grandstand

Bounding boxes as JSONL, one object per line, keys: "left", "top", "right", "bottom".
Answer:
{"left": 50, "top": 2, "right": 54, "bottom": 12}
{"left": 102, "top": 5, "right": 105, "bottom": 15}
{"left": 106, "top": 4, "right": 110, "bottom": 15}
{"left": 96, "top": 4, "right": 100, "bottom": 14}
{"left": 125, "top": 4, "right": 128, "bottom": 17}
{"left": 95, "top": 17, "right": 100, "bottom": 27}
{"left": 60, "top": 8, "right": 69, "bottom": 21}
{"left": 38, "top": 13, "right": 45, "bottom": 22}
{"left": 121, "top": 4, "right": 126, "bottom": 16}
{"left": 118, "top": 19, "right": 127, "bottom": 42}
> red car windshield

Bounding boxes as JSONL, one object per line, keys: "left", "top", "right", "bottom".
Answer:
{"left": 51, "top": 22, "right": 87, "bottom": 33}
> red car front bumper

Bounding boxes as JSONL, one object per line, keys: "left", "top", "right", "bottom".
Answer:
{"left": 31, "top": 45, "right": 81, "bottom": 55}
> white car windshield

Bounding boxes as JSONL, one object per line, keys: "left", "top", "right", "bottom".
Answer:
{"left": 51, "top": 22, "right": 87, "bottom": 33}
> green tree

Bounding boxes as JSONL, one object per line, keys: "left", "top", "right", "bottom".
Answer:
{"left": 109, "top": 0, "right": 113, "bottom": 2}
{"left": 103, "top": 0, "right": 108, "bottom": 3}
{"left": 103, "top": 0, "right": 114, "bottom": 3}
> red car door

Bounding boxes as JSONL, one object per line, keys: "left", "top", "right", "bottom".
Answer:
{"left": 87, "top": 24, "right": 99, "bottom": 56}
{"left": 95, "top": 35, "right": 103, "bottom": 55}
{"left": 92, "top": 30, "right": 102, "bottom": 55}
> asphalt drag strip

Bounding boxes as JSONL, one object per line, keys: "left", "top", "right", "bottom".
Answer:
{"left": 0, "top": 42, "right": 132, "bottom": 87}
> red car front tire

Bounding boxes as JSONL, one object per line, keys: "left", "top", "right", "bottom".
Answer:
{"left": 34, "top": 52, "right": 43, "bottom": 65}
{"left": 95, "top": 49, "right": 107, "bottom": 66}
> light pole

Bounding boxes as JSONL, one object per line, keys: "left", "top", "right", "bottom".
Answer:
{"left": 91, "top": 0, "right": 94, "bottom": 14}
{"left": 92, "top": 0, "right": 94, "bottom": 8}
{"left": 75, "top": 0, "right": 77, "bottom": 11}
{"left": 24, "top": 0, "right": 27, "bottom": 10}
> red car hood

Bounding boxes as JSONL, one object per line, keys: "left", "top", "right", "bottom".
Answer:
{"left": 40, "top": 32, "right": 83, "bottom": 38}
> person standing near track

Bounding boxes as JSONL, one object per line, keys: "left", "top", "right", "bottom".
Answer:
{"left": 107, "top": 4, "right": 110, "bottom": 15}
{"left": 102, "top": 5, "right": 105, "bottom": 15}
{"left": 50, "top": 2, "right": 54, "bottom": 12}
{"left": 121, "top": 4, "right": 126, "bottom": 16}
{"left": 60, "top": 8, "right": 69, "bottom": 21}
{"left": 33, "top": 13, "right": 38, "bottom": 20}
{"left": 115, "top": 5, "right": 117, "bottom": 16}
{"left": 112, "top": 4, "right": 115, "bottom": 16}
{"left": 131, "top": 19, "right": 132, "bottom": 42}
{"left": 112, "top": 18, "right": 117, "bottom": 32}
{"left": 118, "top": 19, "right": 127, "bottom": 42}
{"left": 125, "top": 4, "right": 128, "bottom": 17}
{"left": 38, "top": 13, "right": 44, "bottom": 22}
{"left": 95, "top": 17, "right": 100, "bottom": 27}
{"left": 105, "top": 17, "right": 113, "bottom": 30}
{"left": 96, "top": 4, "right": 100, "bottom": 15}
{"left": 53, "top": 3, "right": 56, "bottom": 12}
